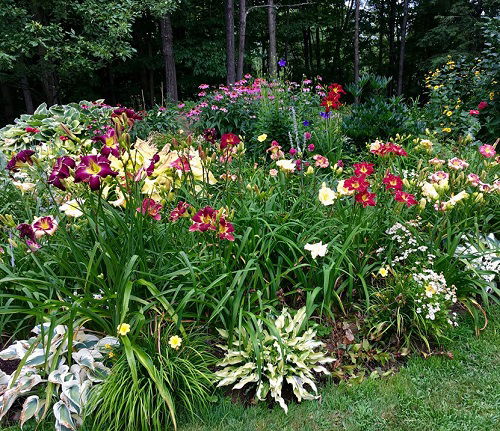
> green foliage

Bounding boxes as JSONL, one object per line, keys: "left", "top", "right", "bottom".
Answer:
{"left": 84, "top": 326, "right": 214, "bottom": 431}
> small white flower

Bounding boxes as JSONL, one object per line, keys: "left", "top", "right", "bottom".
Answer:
{"left": 304, "top": 241, "right": 328, "bottom": 259}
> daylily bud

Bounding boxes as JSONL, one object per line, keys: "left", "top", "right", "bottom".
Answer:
{"left": 419, "top": 198, "right": 427, "bottom": 210}
{"left": 59, "top": 124, "right": 78, "bottom": 141}
{"left": 0, "top": 214, "right": 15, "bottom": 227}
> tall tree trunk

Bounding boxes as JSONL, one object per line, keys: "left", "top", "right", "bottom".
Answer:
{"left": 160, "top": 14, "right": 178, "bottom": 101}
{"left": 236, "top": 0, "right": 247, "bottom": 81}
{"left": 225, "top": 0, "right": 236, "bottom": 84}
{"left": 303, "top": 28, "right": 311, "bottom": 76}
{"left": 1, "top": 81, "right": 14, "bottom": 120}
{"left": 377, "top": 1, "right": 384, "bottom": 75}
{"left": 267, "top": 0, "right": 277, "bottom": 76}
{"left": 315, "top": 27, "right": 321, "bottom": 71}
{"left": 20, "top": 74, "right": 34, "bottom": 114}
{"left": 388, "top": 0, "right": 396, "bottom": 95}
{"left": 397, "top": 0, "right": 409, "bottom": 96}
{"left": 354, "top": 0, "right": 360, "bottom": 103}
{"left": 148, "top": 42, "right": 155, "bottom": 106}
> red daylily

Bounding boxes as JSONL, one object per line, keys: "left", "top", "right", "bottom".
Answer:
{"left": 355, "top": 191, "right": 377, "bottom": 207}
{"left": 394, "top": 190, "right": 417, "bottom": 207}
{"left": 170, "top": 201, "right": 192, "bottom": 222}
{"left": 189, "top": 206, "right": 218, "bottom": 232}
{"left": 220, "top": 133, "right": 241, "bottom": 150}
{"left": 218, "top": 218, "right": 235, "bottom": 241}
{"left": 382, "top": 173, "right": 403, "bottom": 191}
{"left": 32, "top": 216, "right": 58, "bottom": 238}
{"left": 137, "top": 198, "right": 163, "bottom": 221}
{"left": 344, "top": 176, "right": 370, "bottom": 192}
{"left": 48, "top": 156, "right": 76, "bottom": 191}
{"left": 6, "top": 150, "right": 35, "bottom": 172}
{"left": 353, "top": 162, "right": 374, "bottom": 177}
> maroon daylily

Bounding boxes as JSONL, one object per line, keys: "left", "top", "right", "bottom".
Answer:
{"left": 6, "top": 150, "right": 35, "bottom": 172}
{"left": 137, "top": 198, "right": 163, "bottom": 221}
{"left": 220, "top": 133, "right": 240, "bottom": 150}
{"left": 17, "top": 223, "right": 36, "bottom": 241}
{"left": 32, "top": 216, "right": 58, "bottom": 239}
{"left": 218, "top": 218, "right": 235, "bottom": 241}
{"left": 169, "top": 201, "right": 191, "bottom": 222}
{"left": 48, "top": 156, "right": 75, "bottom": 191}
{"left": 189, "top": 206, "right": 217, "bottom": 232}
{"left": 74, "top": 155, "right": 117, "bottom": 190}
{"left": 94, "top": 129, "right": 120, "bottom": 157}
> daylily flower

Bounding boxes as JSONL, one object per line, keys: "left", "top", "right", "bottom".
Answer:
{"left": 137, "top": 198, "right": 162, "bottom": 221}
{"left": 94, "top": 128, "right": 120, "bottom": 157}
{"left": 355, "top": 191, "right": 376, "bottom": 207}
{"left": 26, "top": 239, "right": 41, "bottom": 252}
{"left": 479, "top": 144, "right": 496, "bottom": 158}
{"left": 16, "top": 223, "right": 36, "bottom": 241}
{"left": 266, "top": 140, "right": 284, "bottom": 160}
{"left": 429, "top": 158, "right": 445, "bottom": 166}
{"left": 257, "top": 134, "right": 268, "bottom": 142}
{"left": 370, "top": 142, "right": 407, "bottom": 157}
{"left": 467, "top": 173, "right": 481, "bottom": 186}
{"left": 48, "top": 156, "right": 76, "bottom": 191}
{"left": 269, "top": 168, "right": 278, "bottom": 177}
{"left": 448, "top": 157, "right": 469, "bottom": 170}
{"left": 353, "top": 162, "right": 373, "bottom": 177}
{"left": 393, "top": 190, "right": 417, "bottom": 207}
{"left": 189, "top": 206, "right": 218, "bottom": 232}
{"left": 117, "top": 323, "right": 131, "bottom": 336}
{"left": 318, "top": 182, "right": 337, "bottom": 206}
{"left": 337, "top": 179, "right": 354, "bottom": 196}
{"left": 421, "top": 182, "right": 439, "bottom": 200}
{"left": 169, "top": 201, "right": 192, "bottom": 222}
{"left": 218, "top": 217, "right": 235, "bottom": 241}
{"left": 313, "top": 154, "right": 329, "bottom": 168}
{"left": 220, "top": 133, "right": 240, "bottom": 149}
{"left": 59, "top": 199, "right": 84, "bottom": 217}
{"left": 383, "top": 173, "right": 403, "bottom": 190}
{"left": 32, "top": 216, "right": 58, "bottom": 239}
{"left": 6, "top": 150, "right": 35, "bottom": 172}
{"left": 74, "top": 155, "right": 118, "bottom": 190}
{"left": 276, "top": 159, "right": 296, "bottom": 173}
{"left": 429, "top": 171, "right": 449, "bottom": 183}
{"left": 344, "top": 176, "right": 369, "bottom": 192}
{"left": 304, "top": 241, "right": 328, "bottom": 259}
{"left": 169, "top": 335, "right": 183, "bottom": 350}
{"left": 378, "top": 267, "right": 389, "bottom": 277}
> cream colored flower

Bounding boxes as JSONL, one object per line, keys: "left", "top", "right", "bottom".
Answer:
{"left": 318, "top": 182, "right": 336, "bottom": 206}
{"left": 421, "top": 182, "right": 439, "bottom": 200}
{"left": 304, "top": 241, "right": 328, "bottom": 259}
{"left": 337, "top": 180, "right": 354, "bottom": 196}
{"left": 59, "top": 199, "right": 84, "bottom": 218}
{"left": 276, "top": 159, "right": 296, "bottom": 173}
{"left": 169, "top": 335, "right": 182, "bottom": 350}
{"left": 378, "top": 267, "right": 389, "bottom": 277}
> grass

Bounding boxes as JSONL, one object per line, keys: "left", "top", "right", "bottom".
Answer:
{"left": 3, "top": 308, "right": 499, "bottom": 431}
{"left": 180, "top": 307, "right": 500, "bottom": 431}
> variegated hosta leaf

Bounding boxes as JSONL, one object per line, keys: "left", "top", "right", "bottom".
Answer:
{"left": 72, "top": 349, "right": 95, "bottom": 370}
{"left": 61, "top": 381, "right": 82, "bottom": 414}
{"left": 289, "top": 307, "right": 307, "bottom": 336}
{"left": 216, "top": 362, "right": 255, "bottom": 387}
{"left": 49, "top": 365, "right": 70, "bottom": 385}
{"left": 0, "top": 388, "right": 20, "bottom": 420}
{"left": 25, "top": 349, "right": 48, "bottom": 367}
{"left": 95, "top": 336, "right": 119, "bottom": 350}
{"left": 86, "top": 362, "right": 110, "bottom": 383}
{"left": 53, "top": 400, "right": 76, "bottom": 431}
{"left": 16, "top": 374, "right": 43, "bottom": 393}
{"left": 0, "top": 370, "right": 10, "bottom": 387}
{"left": 20, "top": 395, "right": 39, "bottom": 428}
{"left": 232, "top": 373, "right": 258, "bottom": 390}
{"left": 218, "top": 349, "right": 248, "bottom": 366}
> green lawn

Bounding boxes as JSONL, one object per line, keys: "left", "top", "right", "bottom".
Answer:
{"left": 3, "top": 308, "right": 499, "bottom": 431}
{"left": 181, "top": 308, "right": 500, "bottom": 431}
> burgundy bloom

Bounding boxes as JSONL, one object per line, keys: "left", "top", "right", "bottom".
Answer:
{"left": 477, "top": 101, "right": 488, "bottom": 111}
{"left": 355, "top": 191, "right": 377, "bottom": 207}
{"left": 17, "top": 223, "right": 35, "bottom": 241}
{"left": 289, "top": 148, "right": 298, "bottom": 156}
{"left": 170, "top": 156, "right": 192, "bottom": 172}
{"left": 32, "top": 216, "right": 58, "bottom": 238}
{"left": 25, "top": 127, "right": 40, "bottom": 133}
{"left": 137, "top": 198, "right": 163, "bottom": 221}
{"left": 189, "top": 206, "right": 217, "bottom": 232}
{"left": 170, "top": 201, "right": 191, "bottom": 222}
{"left": 94, "top": 129, "right": 120, "bottom": 157}
{"left": 74, "top": 155, "right": 117, "bottom": 191}
{"left": 146, "top": 154, "right": 160, "bottom": 176}
{"left": 383, "top": 173, "right": 403, "bottom": 191}
{"left": 26, "top": 239, "right": 41, "bottom": 252}
{"left": 307, "top": 144, "right": 315, "bottom": 152}
{"left": 6, "top": 150, "right": 35, "bottom": 172}
{"left": 220, "top": 133, "right": 240, "bottom": 150}
{"left": 218, "top": 217, "right": 235, "bottom": 241}
{"left": 112, "top": 107, "right": 143, "bottom": 121}
{"left": 203, "top": 128, "right": 218, "bottom": 144}
{"left": 48, "top": 156, "right": 75, "bottom": 191}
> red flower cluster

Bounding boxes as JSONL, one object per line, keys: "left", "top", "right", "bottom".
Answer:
{"left": 370, "top": 142, "right": 408, "bottom": 157}
{"left": 189, "top": 206, "right": 235, "bottom": 241}
{"left": 137, "top": 198, "right": 163, "bottom": 221}
{"left": 382, "top": 172, "right": 417, "bottom": 207}
{"left": 169, "top": 201, "right": 192, "bottom": 222}
{"left": 320, "top": 83, "right": 345, "bottom": 112}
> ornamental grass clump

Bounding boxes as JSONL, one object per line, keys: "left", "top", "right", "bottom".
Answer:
{"left": 215, "top": 307, "right": 334, "bottom": 413}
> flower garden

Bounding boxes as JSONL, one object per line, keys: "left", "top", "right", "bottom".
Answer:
{"left": 0, "top": 62, "right": 499, "bottom": 431}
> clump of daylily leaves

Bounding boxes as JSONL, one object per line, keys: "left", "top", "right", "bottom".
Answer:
{"left": 215, "top": 307, "right": 334, "bottom": 413}
{"left": 0, "top": 323, "right": 118, "bottom": 430}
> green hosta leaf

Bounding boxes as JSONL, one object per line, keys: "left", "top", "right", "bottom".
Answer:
{"left": 20, "top": 395, "right": 39, "bottom": 428}
{"left": 53, "top": 400, "right": 76, "bottom": 430}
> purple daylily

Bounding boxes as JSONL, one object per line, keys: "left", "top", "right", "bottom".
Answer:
{"left": 74, "top": 155, "right": 117, "bottom": 191}
{"left": 48, "top": 156, "right": 76, "bottom": 191}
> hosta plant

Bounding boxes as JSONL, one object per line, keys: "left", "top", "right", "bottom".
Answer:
{"left": 215, "top": 307, "right": 334, "bottom": 413}
{"left": 0, "top": 323, "right": 117, "bottom": 430}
